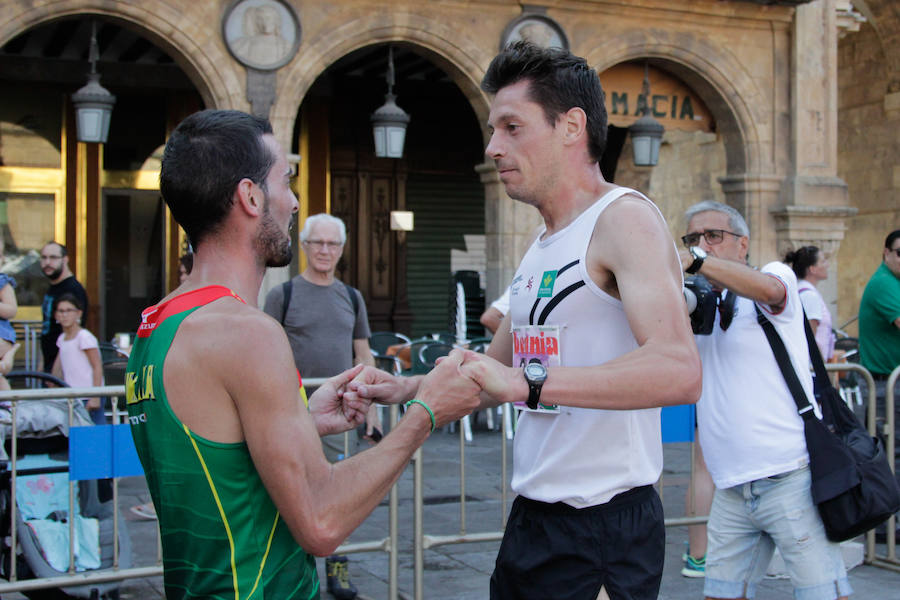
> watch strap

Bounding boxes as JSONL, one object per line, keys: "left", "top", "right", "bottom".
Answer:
{"left": 686, "top": 250, "right": 705, "bottom": 274}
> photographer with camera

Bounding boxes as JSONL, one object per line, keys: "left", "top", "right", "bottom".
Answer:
{"left": 680, "top": 201, "right": 850, "bottom": 600}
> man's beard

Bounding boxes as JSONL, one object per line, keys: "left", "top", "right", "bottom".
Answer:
{"left": 256, "top": 197, "right": 292, "bottom": 268}
{"left": 44, "top": 265, "right": 63, "bottom": 280}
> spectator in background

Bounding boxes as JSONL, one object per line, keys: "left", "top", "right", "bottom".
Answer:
{"left": 785, "top": 246, "right": 835, "bottom": 360}
{"left": 39, "top": 242, "right": 87, "bottom": 372}
{"left": 0, "top": 244, "right": 19, "bottom": 391}
{"left": 859, "top": 230, "right": 900, "bottom": 471}
{"left": 859, "top": 230, "right": 900, "bottom": 378}
{"left": 178, "top": 252, "right": 193, "bottom": 283}
{"left": 479, "top": 286, "right": 509, "bottom": 334}
{"left": 51, "top": 293, "right": 103, "bottom": 425}
{"left": 679, "top": 201, "right": 850, "bottom": 599}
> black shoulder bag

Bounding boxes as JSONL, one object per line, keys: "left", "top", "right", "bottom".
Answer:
{"left": 756, "top": 304, "right": 900, "bottom": 541}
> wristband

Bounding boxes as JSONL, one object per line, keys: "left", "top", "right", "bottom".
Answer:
{"left": 405, "top": 399, "right": 436, "bottom": 433}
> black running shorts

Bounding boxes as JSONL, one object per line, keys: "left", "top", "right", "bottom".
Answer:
{"left": 490, "top": 485, "right": 665, "bottom": 600}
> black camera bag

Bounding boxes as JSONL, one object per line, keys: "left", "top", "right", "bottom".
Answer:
{"left": 756, "top": 304, "right": 900, "bottom": 542}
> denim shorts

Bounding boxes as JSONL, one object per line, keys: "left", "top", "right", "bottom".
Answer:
{"left": 704, "top": 465, "right": 852, "bottom": 600}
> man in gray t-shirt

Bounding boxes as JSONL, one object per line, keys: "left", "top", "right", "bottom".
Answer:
{"left": 262, "top": 213, "right": 377, "bottom": 600}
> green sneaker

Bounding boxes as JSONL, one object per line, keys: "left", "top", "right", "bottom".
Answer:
{"left": 681, "top": 553, "right": 706, "bottom": 578}
{"left": 325, "top": 554, "right": 358, "bottom": 599}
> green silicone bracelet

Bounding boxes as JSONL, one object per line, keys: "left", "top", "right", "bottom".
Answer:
{"left": 405, "top": 399, "right": 436, "bottom": 433}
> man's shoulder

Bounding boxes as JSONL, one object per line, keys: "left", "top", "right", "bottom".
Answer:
{"left": 186, "top": 300, "right": 281, "bottom": 340}
{"left": 48, "top": 276, "right": 86, "bottom": 294}
{"left": 871, "top": 264, "right": 900, "bottom": 289}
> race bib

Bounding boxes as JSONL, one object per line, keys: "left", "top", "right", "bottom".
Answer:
{"left": 512, "top": 325, "right": 561, "bottom": 414}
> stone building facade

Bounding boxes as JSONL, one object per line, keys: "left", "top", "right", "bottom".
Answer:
{"left": 0, "top": 0, "right": 891, "bottom": 339}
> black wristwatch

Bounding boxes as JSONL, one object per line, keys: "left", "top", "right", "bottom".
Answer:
{"left": 523, "top": 362, "right": 548, "bottom": 409}
{"left": 686, "top": 246, "right": 707, "bottom": 274}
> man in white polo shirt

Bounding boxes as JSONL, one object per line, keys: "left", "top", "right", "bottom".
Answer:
{"left": 680, "top": 200, "right": 850, "bottom": 600}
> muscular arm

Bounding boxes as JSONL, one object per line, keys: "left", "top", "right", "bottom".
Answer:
{"left": 681, "top": 252, "right": 786, "bottom": 309}
{"left": 471, "top": 198, "right": 701, "bottom": 410}
{"left": 173, "top": 306, "right": 480, "bottom": 557}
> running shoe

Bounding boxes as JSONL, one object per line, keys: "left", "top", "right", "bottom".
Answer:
{"left": 681, "top": 553, "right": 706, "bottom": 578}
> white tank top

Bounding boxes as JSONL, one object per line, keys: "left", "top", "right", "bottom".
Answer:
{"left": 508, "top": 187, "right": 663, "bottom": 508}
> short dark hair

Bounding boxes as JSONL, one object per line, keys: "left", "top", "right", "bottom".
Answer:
{"left": 43, "top": 241, "right": 67, "bottom": 257}
{"left": 160, "top": 110, "right": 275, "bottom": 247}
{"left": 481, "top": 41, "right": 608, "bottom": 162}
{"left": 783, "top": 246, "right": 819, "bottom": 280}
{"left": 885, "top": 230, "right": 900, "bottom": 250}
{"left": 54, "top": 292, "right": 83, "bottom": 313}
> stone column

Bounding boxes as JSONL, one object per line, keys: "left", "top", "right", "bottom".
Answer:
{"left": 775, "top": 0, "right": 856, "bottom": 313}
{"left": 477, "top": 161, "right": 543, "bottom": 303}
{"left": 719, "top": 172, "right": 783, "bottom": 265}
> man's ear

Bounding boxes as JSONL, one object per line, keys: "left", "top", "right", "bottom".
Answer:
{"left": 562, "top": 107, "right": 587, "bottom": 146}
{"left": 235, "top": 178, "right": 262, "bottom": 217}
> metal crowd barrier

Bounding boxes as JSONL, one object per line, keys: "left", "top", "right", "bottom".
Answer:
{"left": 0, "top": 379, "right": 404, "bottom": 596}
{"left": 0, "top": 363, "right": 895, "bottom": 597}
{"left": 11, "top": 320, "right": 41, "bottom": 373}
{"left": 867, "top": 363, "right": 900, "bottom": 573}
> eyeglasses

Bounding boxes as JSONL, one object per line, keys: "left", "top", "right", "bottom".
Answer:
{"left": 681, "top": 229, "right": 743, "bottom": 248}
{"left": 40, "top": 255, "right": 63, "bottom": 262}
{"left": 304, "top": 240, "right": 343, "bottom": 251}
{"left": 55, "top": 308, "right": 79, "bottom": 314}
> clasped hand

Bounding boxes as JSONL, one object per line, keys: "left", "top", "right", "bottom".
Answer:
{"left": 342, "top": 349, "right": 520, "bottom": 429}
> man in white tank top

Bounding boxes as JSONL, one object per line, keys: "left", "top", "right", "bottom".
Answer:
{"left": 679, "top": 201, "right": 850, "bottom": 600}
{"left": 460, "top": 42, "right": 702, "bottom": 600}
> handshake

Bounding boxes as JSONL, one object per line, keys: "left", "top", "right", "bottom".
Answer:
{"left": 312, "top": 349, "right": 522, "bottom": 436}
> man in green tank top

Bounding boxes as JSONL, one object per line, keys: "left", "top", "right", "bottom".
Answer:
{"left": 127, "top": 109, "right": 482, "bottom": 600}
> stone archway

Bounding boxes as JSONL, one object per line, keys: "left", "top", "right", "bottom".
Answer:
{"left": 585, "top": 34, "right": 771, "bottom": 244}
{"left": 0, "top": 0, "right": 243, "bottom": 110}
{"left": 272, "top": 11, "right": 494, "bottom": 152}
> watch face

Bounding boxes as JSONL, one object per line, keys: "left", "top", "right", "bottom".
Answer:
{"left": 691, "top": 246, "right": 707, "bottom": 260}
{"left": 524, "top": 362, "right": 548, "bottom": 383}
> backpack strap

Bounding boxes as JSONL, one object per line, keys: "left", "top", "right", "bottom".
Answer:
{"left": 280, "top": 279, "right": 293, "bottom": 325}
{"left": 344, "top": 282, "right": 359, "bottom": 317}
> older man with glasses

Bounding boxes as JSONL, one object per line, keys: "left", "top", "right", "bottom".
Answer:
{"left": 679, "top": 200, "right": 851, "bottom": 600}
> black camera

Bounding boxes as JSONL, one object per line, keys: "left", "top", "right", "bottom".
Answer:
{"left": 683, "top": 274, "right": 718, "bottom": 335}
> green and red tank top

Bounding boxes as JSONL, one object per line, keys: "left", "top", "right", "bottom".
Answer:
{"left": 126, "top": 285, "right": 317, "bottom": 600}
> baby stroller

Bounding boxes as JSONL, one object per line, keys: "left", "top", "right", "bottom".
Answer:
{"left": 0, "top": 371, "right": 132, "bottom": 599}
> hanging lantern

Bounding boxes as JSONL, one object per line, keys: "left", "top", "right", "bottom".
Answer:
{"left": 72, "top": 21, "right": 116, "bottom": 144}
{"left": 371, "top": 46, "right": 410, "bottom": 158}
{"left": 629, "top": 62, "right": 664, "bottom": 167}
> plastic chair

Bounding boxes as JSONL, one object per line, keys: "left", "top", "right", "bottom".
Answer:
{"left": 467, "top": 336, "right": 493, "bottom": 354}
{"left": 426, "top": 332, "right": 457, "bottom": 344}
{"left": 369, "top": 332, "right": 412, "bottom": 356}
{"left": 418, "top": 342, "right": 455, "bottom": 371}
{"left": 373, "top": 352, "right": 403, "bottom": 376}
{"left": 407, "top": 340, "right": 438, "bottom": 375}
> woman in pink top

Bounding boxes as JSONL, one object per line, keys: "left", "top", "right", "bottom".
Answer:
{"left": 51, "top": 293, "right": 104, "bottom": 424}
{"left": 784, "top": 246, "right": 835, "bottom": 360}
